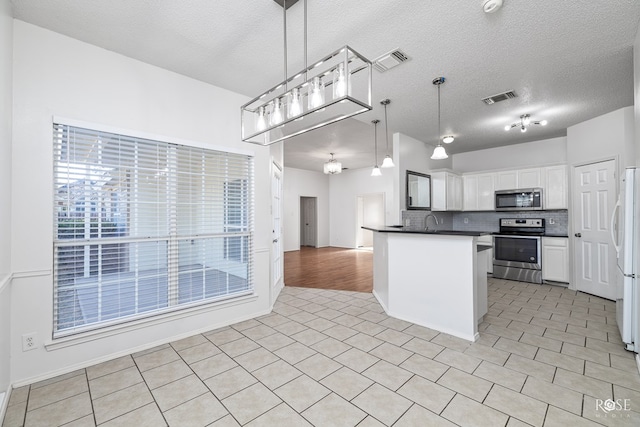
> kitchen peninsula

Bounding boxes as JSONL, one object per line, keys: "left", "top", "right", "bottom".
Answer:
{"left": 362, "top": 226, "right": 491, "bottom": 342}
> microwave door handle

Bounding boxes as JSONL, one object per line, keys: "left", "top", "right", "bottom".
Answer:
{"left": 610, "top": 197, "right": 621, "bottom": 256}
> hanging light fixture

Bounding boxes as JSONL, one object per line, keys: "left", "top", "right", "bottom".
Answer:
{"left": 241, "top": 0, "right": 373, "bottom": 145}
{"left": 323, "top": 153, "right": 342, "bottom": 174}
{"left": 431, "top": 77, "right": 449, "bottom": 160}
{"left": 380, "top": 99, "right": 395, "bottom": 168}
{"left": 371, "top": 120, "right": 382, "bottom": 176}
{"left": 504, "top": 114, "right": 548, "bottom": 133}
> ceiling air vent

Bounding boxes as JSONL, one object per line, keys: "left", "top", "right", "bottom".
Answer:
{"left": 372, "top": 49, "right": 410, "bottom": 73}
{"left": 481, "top": 90, "right": 517, "bottom": 105}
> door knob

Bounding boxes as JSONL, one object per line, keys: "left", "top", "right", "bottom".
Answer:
{"left": 575, "top": 233, "right": 582, "bottom": 238}
{"left": 273, "top": 239, "right": 278, "bottom": 243}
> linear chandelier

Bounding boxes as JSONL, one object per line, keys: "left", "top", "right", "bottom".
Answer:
{"left": 504, "top": 114, "right": 548, "bottom": 133}
{"left": 241, "top": 0, "right": 373, "bottom": 146}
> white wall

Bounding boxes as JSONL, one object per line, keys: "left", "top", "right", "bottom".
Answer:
{"left": 10, "top": 21, "right": 273, "bottom": 385}
{"left": 282, "top": 167, "right": 330, "bottom": 251}
{"left": 394, "top": 132, "right": 453, "bottom": 217}
{"left": 329, "top": 167, "right": 394, "bottom": 248}
{"left": 0, "top": 0, "right": 13, "bottom": 401}
{"left": 635, "top": 25, "right": 640, "bottom": 166}
{"left": 452, "top": 137, "right": 567, "bottom": 173}
{"left": 567, "top": 107, "right": 635, "bottom": 179}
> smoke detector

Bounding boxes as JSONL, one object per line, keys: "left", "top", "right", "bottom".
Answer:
{"left": 483, "top": 0, "right": 503, "bottom": 13}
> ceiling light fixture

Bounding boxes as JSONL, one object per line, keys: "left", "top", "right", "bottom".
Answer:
{"left": 371, "top": 120, "right": 382, "bottom": 177}
{"left": 430, "top": 77, "right": 449, "bottom": 160}
{"left": 504, "top": 114, "right": 548, "bottom": 133}
{"left": 323, "top": 153, "right": 342, "bottom": 175}
{"left": 483, "top": 0, "right": 504, "bottom": 13}
{"left": 240, "top": 0, "right": 373, "bottom": 145}
{"left": 442, "top": 135, "right": 455, "bottom": 144}
{"left": 380, "top": 99, "right": 395, "bottom": 168}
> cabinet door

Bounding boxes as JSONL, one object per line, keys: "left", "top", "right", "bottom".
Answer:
{"left": 543, "top": 165, "right": 568, "bottom": 209}
{"left": 447, "top": 173, "right": 462, "bottom": 210}
{"left": 495, "top": 170, "right": 518, "bottom": 190}
{"left": 477, "top": 173, "right": 495, "bottom": 210}
{"left": 518, "top": 168, "right": 542, "bottom": 188}
{"left": 542, "top": 237, "right": 569, "bottom": 282}
{"left": 463, "top": 175, "right": 478, "bottom": 211}
{"left": 431, "top": 172, "right": 446, "bottom": 211}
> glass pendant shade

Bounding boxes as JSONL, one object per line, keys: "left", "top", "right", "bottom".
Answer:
{"left": 431, "top": 145, "right": 448, "bottom": 160}
{"left": 241, "top": 46, "right": 373, "bottom": 145}
{"left": 381, "top": 155, "right": 395, "bottom": 168}
{"left": 270, "top": 98, "right": 284, "bottom": 126}
{"left": 333, "top": 63, "right": 348, "bottom": 99}
{"left": 371, "top": 166, "right": 382, "bottom": 176}
{"left": 287, "top": 87, "right": 303, "bottom": 118}
{"left": 256, "top": 106, "right": 268, "bottom": 132}
{"left": 308, "top": 76, "right": 325, "bottom": 109}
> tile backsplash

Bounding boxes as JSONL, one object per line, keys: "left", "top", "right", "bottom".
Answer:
{"left": 401, "top": 210, "right": 568, "bottom": 235}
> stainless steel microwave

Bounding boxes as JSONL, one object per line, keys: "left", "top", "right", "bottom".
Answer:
{"left": 495, "top": 188, "right": 543, "bottom": 211}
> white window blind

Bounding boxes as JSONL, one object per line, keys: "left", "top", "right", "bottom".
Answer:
{"left": 53, "top": 123, "right": 254, "bottom": 337}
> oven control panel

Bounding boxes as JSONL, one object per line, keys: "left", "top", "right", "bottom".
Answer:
{"left": 500, "top": 218, "right": 544, "bottom": 228}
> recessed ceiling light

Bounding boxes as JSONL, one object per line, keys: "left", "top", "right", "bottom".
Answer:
{"left": 483, "top": 0, "right": 503, "bottom": 13}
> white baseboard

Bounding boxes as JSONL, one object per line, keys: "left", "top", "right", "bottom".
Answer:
{"left": 0, "top": 385, "right": 10, "bottom": 425}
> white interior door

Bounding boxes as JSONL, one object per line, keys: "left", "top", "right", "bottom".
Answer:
{"left": 356, "top": 193, "right": 384, "bottom": 248}
{"left": 572, "top": 160, "right": 617, "bottom": 299}
{"left": 271, "top": 163, "right": 283, "bottom": 290}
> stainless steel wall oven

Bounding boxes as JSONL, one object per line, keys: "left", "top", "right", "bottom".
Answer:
{"left": 493, "top": 218, "right": 544, "bottom": 284}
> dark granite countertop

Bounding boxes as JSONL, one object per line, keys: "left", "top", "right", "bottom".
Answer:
{"left": 362, "top": 226, "right": 490, "bottom": 237}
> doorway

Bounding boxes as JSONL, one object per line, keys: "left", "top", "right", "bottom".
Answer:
{"left": 356, "top": 193, "right": 385, "bottom": 249}
{"left": 271, "top": 162, "right": 283, "bottom": 296}
{"left": 572, "top": 159, "right": 617, "bottom": 300}
{"left": 300, "top": 196, "right": 317, "bottom": 248}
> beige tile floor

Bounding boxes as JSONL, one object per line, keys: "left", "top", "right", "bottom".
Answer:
{"left": 3, "top": 278, "right": 640, "bottom": 426}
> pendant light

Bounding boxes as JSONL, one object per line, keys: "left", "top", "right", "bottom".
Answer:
{"left": 323, "top": 153, "right": 342, "bottom": 174}
{"left": 380, "top": 99, "right": 395, "bottom": 168}
{"left": 431, "top": 77, "right": 449, "bottom": 160}
{"left": 241, "top": 0, "right": 373, "bottom": 145}
{"left": 371, "top": 120, "right": 382, "bottom": 176}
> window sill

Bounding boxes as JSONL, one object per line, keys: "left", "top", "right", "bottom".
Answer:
{"left": 44, "top": 292, "right": 259, "bottom": 351}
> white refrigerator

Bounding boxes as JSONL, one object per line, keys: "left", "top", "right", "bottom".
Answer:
{"left": 612, "top": 167, "right": 640, "bottom": 353}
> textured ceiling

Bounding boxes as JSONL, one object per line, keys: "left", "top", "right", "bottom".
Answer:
{"left": 10, "top": 0, "right": 640, "bottom": 172}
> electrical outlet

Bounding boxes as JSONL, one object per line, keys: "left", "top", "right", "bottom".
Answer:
{"left": 22, "top": 333, "right": 38, "bottom": 352}
{"left": 549, "top": 218, "right": 556, "bottom": 225}
{"left": 464, "top": 218, "right": 469, "bottom": 224}
{"left": 404, "top": 218, "right": 410, "bottom": 226}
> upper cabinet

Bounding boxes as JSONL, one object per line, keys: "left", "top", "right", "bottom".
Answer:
{"left": 542, "top": 165, "right": 568, "bottom": 209}
{"left": 432, "top": 171, "right": 462, "bottom": 211}
{"left": 495, "top": 170, "right": 518, "bottom": 190}
{"left": 461, "top": 164, "right": 568, "bottom": 211}
{"left": 518, "top": 168, "right": 543, "bottom": 188}
{"left": 463, "top": 173, "right": 495, "bottom": 211}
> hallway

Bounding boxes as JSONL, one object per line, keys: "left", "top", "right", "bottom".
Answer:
{"left": 284, "top": 247, "right": 373, "bottom": 293}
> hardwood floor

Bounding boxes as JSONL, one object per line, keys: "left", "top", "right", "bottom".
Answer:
{"left": 284, "top": 246, "right": 373, "bottom": 293}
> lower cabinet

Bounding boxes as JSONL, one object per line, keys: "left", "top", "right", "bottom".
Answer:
{"left": 542, "top": 237, "right": 569, "bottom": 283}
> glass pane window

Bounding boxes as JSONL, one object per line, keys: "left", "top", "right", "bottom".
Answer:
{"left": 53, "top": 123, "right": 254, "bottom": 337}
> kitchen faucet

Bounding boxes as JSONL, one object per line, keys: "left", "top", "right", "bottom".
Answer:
{"left": 425, "top": 214, "right": 439, "bottom": 231}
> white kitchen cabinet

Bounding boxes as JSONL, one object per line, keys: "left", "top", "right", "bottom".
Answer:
{"left": 542, "top": 237, "right": 569, "bottom": 283}
{"left": 518, "top": 168, "right": 542, "bottom": 188}
{"left": 432, "top": 171, "right": 462, "bottom": 211}
{"left": 463, "top": 173, "right": 495, "bottom": 211}
{"left": 495, "top": 170, "right": 518, "bottom": 190}
{"left": 543, "top": 165, "right": 568, "bottom": 209}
